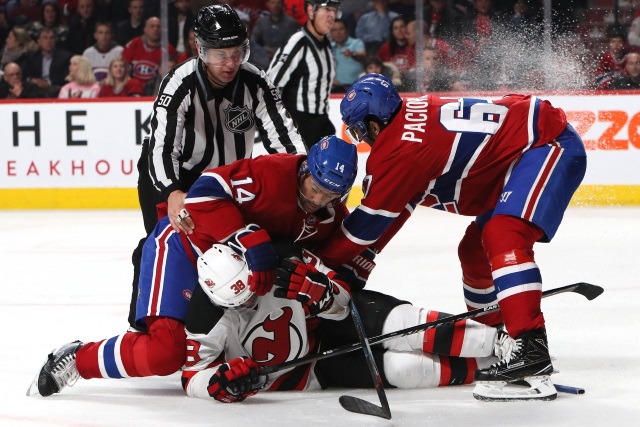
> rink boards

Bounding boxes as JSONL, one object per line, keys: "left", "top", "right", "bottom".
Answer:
{"left": 1, "top": 93, "right": 639, "bottom": 209}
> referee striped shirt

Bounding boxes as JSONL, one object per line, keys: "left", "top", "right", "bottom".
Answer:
{"left": 148, "top": 57, "right": 305, "bottom": 198}
{"left": 267, "top": 26, "right": 335, "bottom": 115}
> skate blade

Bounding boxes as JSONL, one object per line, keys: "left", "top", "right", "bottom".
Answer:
{"left": 473, "top": 376, "right": 557, "bottom": 401}
{"left": 26, "top": 371, "right": 41, "bottom": 397}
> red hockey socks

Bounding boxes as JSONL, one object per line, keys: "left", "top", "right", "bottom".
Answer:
{"left": 76, "top": 317, "right": 187, "bottom": 379}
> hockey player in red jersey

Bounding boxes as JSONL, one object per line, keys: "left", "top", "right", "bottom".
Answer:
{"left": 315, "top": 74, "right": 587, "bottom": 400}
{"left": 181, "top": 243, "right": 505, "bottom": 402}
{"left": 27, "top": 136, "right": 358, "bottom": 398}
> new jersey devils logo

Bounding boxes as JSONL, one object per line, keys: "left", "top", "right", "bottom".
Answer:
{"left": 242, "top": 306, "right": 303, "bottom": 365}
{"left": 224, "top": 105, "right": 254, "bottom": 133}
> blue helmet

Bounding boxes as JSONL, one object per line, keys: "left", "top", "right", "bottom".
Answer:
{"left": 340, "top": 73, "right": 402, "bottom": 143}
{"left": 306, "top": 135, "right": 357, "bottom": 195}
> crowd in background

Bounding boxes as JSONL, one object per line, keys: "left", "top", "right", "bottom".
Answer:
{"left": 1, "top": 0, "right": 639, "bottom": 100}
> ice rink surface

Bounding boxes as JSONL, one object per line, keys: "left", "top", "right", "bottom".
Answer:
{"left": 1, "top": 206, "right": 638, "bottom": 426}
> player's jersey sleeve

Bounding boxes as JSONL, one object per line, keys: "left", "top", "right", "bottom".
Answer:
{"left": 183, "top": 158, "right": 255, "bottom": 251}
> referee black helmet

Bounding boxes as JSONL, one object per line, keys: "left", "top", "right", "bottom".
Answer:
{"left": 193, "top": 4, "right": 248, "bottom": 49}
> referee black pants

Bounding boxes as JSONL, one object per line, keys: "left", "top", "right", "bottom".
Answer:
{"left": 289, "top": 110, "right": 336, "bottom": 151}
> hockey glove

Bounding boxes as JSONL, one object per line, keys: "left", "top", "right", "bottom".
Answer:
{"left": 207, "top": 357, "right": 267, "bottom": 403}
{"left": 274, "top": 258, "right": 340, "bottom": 316}
{"left": 336, "top": 247, "right": 377, "bottom": 291}
{"left": 228, "top": 224, "right": 278, "bottom": 296}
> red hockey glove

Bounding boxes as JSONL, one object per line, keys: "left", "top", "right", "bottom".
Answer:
{"left": 336, "top": 247, "right": 377, "bottom": 291}
{"left": 228, "top": 224, "right": 278, "bottom": 296}
{"left": 274, "top": 259, "right": 339, "bottom": 316}
{"left": 207, "top": 357, "right": 267, "bottom": 403}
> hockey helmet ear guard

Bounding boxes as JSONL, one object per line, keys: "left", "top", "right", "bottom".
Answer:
{"left": 301, "top": 135, "right": 358, "bottom": 197}
{"left": 197, "top": 244, "right": 257, "bottom": 309}
{"left": 341, "top": 73, "right": 402, "bottom": 142}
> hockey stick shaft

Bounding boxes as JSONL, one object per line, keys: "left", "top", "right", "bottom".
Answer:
{"left": 338, "top": 299, "right": 392, "bottom": 419}
{"left": 259, "top": 282, "right": 602, "bottom": 376}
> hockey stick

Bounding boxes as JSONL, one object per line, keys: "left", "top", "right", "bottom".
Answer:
{"left": 259, "top": 282, "right": 602, "bottom": 377}
{"left": 338, "top": 299, "right": 392, "bottom": 419}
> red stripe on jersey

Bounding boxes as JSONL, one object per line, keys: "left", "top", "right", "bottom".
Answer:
{"left": 438, "top": 355, "right": 452, "bottom": 386}
{"left": 150, "top": 226, "right": 174, "bottom": 316}
{"left": 423, "top": 310, "right": 441, "bottom": 353}
{"left": 450, "top": 320, "right": 466, "bottom": 357}
{"left": 523, "top": 145, "right": 562, "bottom": 220}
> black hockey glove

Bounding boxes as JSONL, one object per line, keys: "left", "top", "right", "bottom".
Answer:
{"left": 274, "top": 258, "right": 338, "bottom": 316}
{"left": 207, "top": 357, "right": 267, "bottom": 403}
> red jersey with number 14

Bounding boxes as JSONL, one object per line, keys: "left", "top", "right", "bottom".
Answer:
{"left": 317, "top": 94, "right": 567, "bottom": 267}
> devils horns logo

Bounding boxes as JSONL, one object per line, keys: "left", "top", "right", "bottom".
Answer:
{"left": 224, "top": 105, "right": 254, "bottom": 133}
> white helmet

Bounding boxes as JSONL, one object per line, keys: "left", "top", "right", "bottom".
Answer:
{"left": 197, "top": 244, "right": 256, "bottom": 309}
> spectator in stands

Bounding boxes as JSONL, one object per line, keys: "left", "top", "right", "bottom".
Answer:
{"left": 362, "top": 55, "right": 402, "bottom": 88}
{"left": 0, "top": 61, "right": 46, "bottom": 98}
{"left": 355, "top": 0, "right": 399, "bottom": 56}
{"left": 169, "top": 0, "right": 194, "bottom": 57}
{"left": 122, "top": 16, "right": 176, "bottom": 94}
{"left": 83, "top": 22, "right": 124, "bottom": 83}
{"left": 251, "top": 0, "right": 299, "bottom": 60}
{"left": 98, "top": 56, "right": 143, "bottom": 97}
{"left": 337, "top": 0, "right": 368, "bottom": 36}
{"left": 283, "top": 0, "right": 307, "bottom": 26}
{"left": 400, "top": 45, "right": 457, "bottom": 92}
{"left": 427, "top": 0, "right": 464, "bottom": 45}
{"left": 628, "top": 10, "right": 640, "bottom": 48}
{"left": 331, "top": 18, "right": 365, "bottom": 92}
{"left": 115, "top": 0, "right": 145, "bottom": 47}
{"left": 460, "top": 0, "right": 499, "bottom": 44}
{"left": 609, "top": 52, "right": 640, "bottom": 90}
{"left": 406, "top": 19, "right": 455, "bottom": 71}
{"left": 8, "top": 0, "right": 41, "bottom": 28}
{"left": 376, "top": 16, "right": 412, "bottom": 73}
{"left": 1, "top": 27, "right": 35, "bottom": 71}
{"left": 66, "top": 0, "right": 99, "bottom": 54}
{"left": 176, "top": 27, "right": 197, "bottom": 64}
{"left": 58, "top": 54, "right": 100, "bottom": 97}
{"left": 23, "top": 27, "right": 73, "bottom": 97}
{"left": 29, "top": 3, "right": 70, "bottom": 50}
{"left": 595, "top": 25, "right": 628, "bottom": 85}
{"left": 0, "top": 9, "right": 9, "bottom": 50}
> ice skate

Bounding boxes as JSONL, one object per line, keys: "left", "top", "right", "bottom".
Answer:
{"left": 473, "top": 328, "right": 556, "bottom": 401}
{"left": 26, "top": 341, "right": 83, "bottom": 397}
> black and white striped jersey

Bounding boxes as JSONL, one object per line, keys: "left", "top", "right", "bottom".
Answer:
{"left": 147, "top": 57, "right": 305, "bottom": 198}
{"left": 267, "top": 26, "right": 335, "bottom": 115}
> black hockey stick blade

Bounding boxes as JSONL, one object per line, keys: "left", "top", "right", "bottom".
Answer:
{"left": 339, "top": 299, "right": 392, "bottom": 419}
{"left": 569, "top": 282, "right": 603, "bottom": 301}
{"left": 339, "top": 395, "right": 392, "bottom": 420}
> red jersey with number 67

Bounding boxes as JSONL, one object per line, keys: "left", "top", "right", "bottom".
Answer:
{"left": 317, "top": 94, "right": 567, "bottom": 268}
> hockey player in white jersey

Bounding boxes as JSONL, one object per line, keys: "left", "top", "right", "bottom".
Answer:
{"left": 181, "top": 243, "right": 509, "bottom": 402}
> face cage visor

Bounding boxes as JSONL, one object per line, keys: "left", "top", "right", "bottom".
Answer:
{"left": 313, "top": 3, "right": 342, "bottom": 19}
{"left": 345, "top": 121, "right": 368, "bottom": 143}
{"left": 199, "top": 39, "right": 250, "bottom": 67}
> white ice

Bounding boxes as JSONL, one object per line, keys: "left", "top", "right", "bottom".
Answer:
{"left": 1, "top": 206, "right": 639, "bottom": 426}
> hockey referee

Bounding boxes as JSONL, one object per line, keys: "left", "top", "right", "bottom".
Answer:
{"left": 129, "top": 4, "right": 305, "bottom": 329}
{"left": 268, "top": 0, "right": 340, "bottom": 150}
